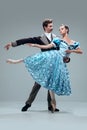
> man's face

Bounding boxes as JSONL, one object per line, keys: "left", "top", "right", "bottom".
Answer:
{"left": 44, "top": 23, "right": 53, "bottom": 33}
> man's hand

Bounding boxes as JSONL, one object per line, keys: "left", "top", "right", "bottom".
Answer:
{"left": 4, "top": 43, "right": 12, "bottom": 50}
{"left": 63, "top": 56, "right": 70, "bottom": 63}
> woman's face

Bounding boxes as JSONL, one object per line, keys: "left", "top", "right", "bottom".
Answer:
{"left": 59, "top": 25, "right": 67, "bottom": 35}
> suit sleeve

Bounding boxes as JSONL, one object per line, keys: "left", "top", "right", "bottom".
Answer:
{"left": 12, "top": 37, "right": 42, "bottom": 47}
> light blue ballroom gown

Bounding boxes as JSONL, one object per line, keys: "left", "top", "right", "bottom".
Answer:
{"left": 23, "top": 37, "right": 80, "bottom": 95}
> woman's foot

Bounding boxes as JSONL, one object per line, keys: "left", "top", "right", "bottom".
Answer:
{"left": 6, "top": 59, "right": 23, "bottom": 64}
{"left": 6, "top": 59, "right": 17, "bottom": 64}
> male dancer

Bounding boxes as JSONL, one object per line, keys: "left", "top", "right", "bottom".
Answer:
{"left": 5, "top": 19, "right": 60, "bottom": 112}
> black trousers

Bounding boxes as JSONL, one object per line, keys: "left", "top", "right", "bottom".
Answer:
{"left": 25, "top": 82, "right": 55, "bottom": 108}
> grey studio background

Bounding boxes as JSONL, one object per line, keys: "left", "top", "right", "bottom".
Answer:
{"left": 0, "top": 0, "right": 87, "bottom": 102}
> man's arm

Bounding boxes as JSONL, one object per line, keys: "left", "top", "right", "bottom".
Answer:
{"left": 4, "top": 37, "right": 42, "bottom": 50}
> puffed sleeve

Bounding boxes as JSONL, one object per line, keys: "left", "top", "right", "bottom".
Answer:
{"left": 69, "top": 42, "right": 80, "bottom": 50}
{"left": 52, "top": 37, "right": 61, "bottom": 47}
{"left": 73, "top": 42, "right": 80, "bottom": 49}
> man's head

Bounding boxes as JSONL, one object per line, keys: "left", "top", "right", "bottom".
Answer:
{"left": 42, "top": 19, "right": 53, "bottom": 33}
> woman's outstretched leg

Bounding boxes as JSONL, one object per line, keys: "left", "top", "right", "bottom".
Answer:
{"left": 6, "top": 59, "right": 23, "bottom": 64}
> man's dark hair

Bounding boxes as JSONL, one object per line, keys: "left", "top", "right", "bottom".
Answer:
{"left": 42, "top": 19, "right": 53, "bottom": 30}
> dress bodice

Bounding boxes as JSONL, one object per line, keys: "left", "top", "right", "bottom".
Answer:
{"left": 52, "top": 37, "right": 80, "bottom": 57}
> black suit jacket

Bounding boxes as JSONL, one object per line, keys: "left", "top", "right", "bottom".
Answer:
{"left": 12, "top": 34, "right": 59, "bottom": 51}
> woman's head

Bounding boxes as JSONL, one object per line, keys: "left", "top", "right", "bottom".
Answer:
{"left": 59, "top": 24, "right": 69, "bottom": 35}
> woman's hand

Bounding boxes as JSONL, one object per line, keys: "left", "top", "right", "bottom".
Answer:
{"left": 65, "top": 49, "right": 72, "bottom": 54}
{"left": 66, "top": 48, "right": 83, "bottom": 54}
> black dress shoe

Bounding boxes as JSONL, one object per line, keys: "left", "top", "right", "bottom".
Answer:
{"left": 55, "top": 108, "right": 60, "bottom": 112}
{"left": 21, "top": 104, "right": 31, "bottom": 112}
{"left": 48, "top": 107, "right": 59, "bottom": 112}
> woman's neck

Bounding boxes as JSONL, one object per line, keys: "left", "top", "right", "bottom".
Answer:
{"left": 61, "top": 34, "right": 72, "bottom": 44}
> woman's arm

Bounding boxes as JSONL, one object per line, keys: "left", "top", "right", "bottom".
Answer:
{"left": 29, "top": 43, "right": 54, "bottom": 49}
{"left": 66, "top": 48, "right": 83, "bottom": 54}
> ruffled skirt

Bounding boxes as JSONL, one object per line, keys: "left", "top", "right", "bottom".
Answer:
{"left": 23, "top": 50, "right": 71, "bottom": 95}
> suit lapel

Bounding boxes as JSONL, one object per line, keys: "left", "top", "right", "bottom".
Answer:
{"left": 40, "top": 34, "right": 50, "bottom": 45}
